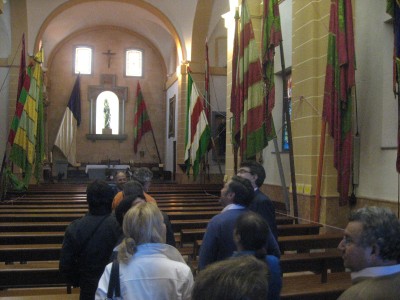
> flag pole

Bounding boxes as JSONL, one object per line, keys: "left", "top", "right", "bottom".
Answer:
{"left": 149, "top": 128, "right": 162, "bottom": 164}
{"left": 279, "top": 41, "right": 299, "bottom": 220}
{"left": 314, "top": 121, "right": 326, "bottom": 222}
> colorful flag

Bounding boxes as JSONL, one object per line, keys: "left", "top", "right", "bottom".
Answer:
{"left": 8, "top": 34, "right": 27, "bottom": 146}
{"left": 54, "top": 75, "right": 81, "bottom": 166}
{"left": 8, "top": 48, "right": 45, "bottom": 188}
{"left": 184, "top": 72, "right": 211, "bottom": 179}
{"left": 230, "top": 8, "right": 241, "bottom": 172}
{"left": 262, "top": 0, "right": 282, "bottom": 141}
{"left": 387, "top": 0, "right": 400, "bottom": 172}
{"left": 322, "top": 0, "right": 356, "bottom": 205}
{"left": 133, "top": 82, "right": 153, "bottom": 153}
{"left": 232, "top": 0, "right": 267, "bottom": 159}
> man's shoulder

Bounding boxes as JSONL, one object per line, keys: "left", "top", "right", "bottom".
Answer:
{"left": 209, "top": 209, "right": 244, "bottom": 223}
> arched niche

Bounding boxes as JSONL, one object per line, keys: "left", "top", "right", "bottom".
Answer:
{"left": 86, "top": 74, "right": 128, "bottom": 141}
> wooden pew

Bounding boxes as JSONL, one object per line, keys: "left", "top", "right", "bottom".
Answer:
{"left": 279, "top": 233, "right": 343, "bottom": 253}
{"left": 0, "top": 261, "right": 66, "bottom": 289}
{"left": 0, "top": 222, "right": 70, "bottom": 233}
{"left": 180, "top": 223, "right": 322, "bottom": 245}
{"left": 0, "top": 232, "right": 65, "bottom": 245}
{"left": 0, "top": 214, "right": 84, "bottom": 222}
{"left": 193, "top": 232, "right": 343, "bottom": 261}
{"left": 281, "top": 272, "right": 351, "bottom": 300}
{"left": 280, "top": 249, "right": 344, "bottom": 282}
{"left": 0, "top": 244, "right": 61, "bottom": 263}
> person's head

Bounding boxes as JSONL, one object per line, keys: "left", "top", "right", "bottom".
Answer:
{"left": 132, "top": 167, "right": 153, "bottom": 192}
{"left": 114, "top": 194, "right": 146, "bottom": 227}
{"left": 234, "top": 211, "right": 270, "bottom": 258}
{"left": 115, "top": 171, "right": 127, "bottom": 190}
{"left": 122, "top": 180, "right": 145, "bottom": 197}
{"left": 338, "top": 206, "right": 400, "bottom": 272}
{"left": 118, "top": 202, "right": 165, "bottom": 263}
{"left": 86, "top": 180, "right": 114, "bottom": 214}
{"left": 238, "top": 160, "right": 266, "bottom": 188}
{"left": 192, "top": 255, "right": 269, "bottom": 300}
{"left": 220, "top": 175, "right": 254, "bottom": 207}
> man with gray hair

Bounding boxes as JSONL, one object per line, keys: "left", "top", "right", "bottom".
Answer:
{"left": 132, "top": 167, "right": 157, "bottom": 204}
{"left": 337, "top": 206, "right": 400, "bottom": 299}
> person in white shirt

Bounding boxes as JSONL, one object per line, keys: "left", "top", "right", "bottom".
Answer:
{"left": 96, "top": 202, "right": 193, "bottom": 300}
{"left": 337, "top": 206, "right": 400, "bottom": 299}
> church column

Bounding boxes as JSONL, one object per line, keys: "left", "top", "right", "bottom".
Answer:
{"left": 291, "top": 0, "right": 349, "bottom": 229}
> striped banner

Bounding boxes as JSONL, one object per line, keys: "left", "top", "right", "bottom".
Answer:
{"left": 184, "top": 72, "right": 211, "bottom": 179}
{"left": 9, "top": 49, "right": 45, "bottom": 188}
{"left": 133, "top": 82, "right": 153, "bottom": 153}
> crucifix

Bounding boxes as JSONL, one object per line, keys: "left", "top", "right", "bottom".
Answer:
{"left": 102, "top": 49, "right": 116, "bottom": 68}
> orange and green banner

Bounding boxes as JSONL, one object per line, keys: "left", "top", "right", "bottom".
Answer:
{"left": 262, "top": 0, "right": 281, "bottom": 142}
{"left": 133, "top": 82, "right": 153, "bottom": 153}
{"left": 322, "top": 0, "right": 356, "bottom": 205}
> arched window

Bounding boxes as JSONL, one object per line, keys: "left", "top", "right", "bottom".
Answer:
{"left": 96, "top": 91, "right": 119, "bottom": 134}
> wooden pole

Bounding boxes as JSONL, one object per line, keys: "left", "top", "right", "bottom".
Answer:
{"left": 150, "top": 129, "right": 162, "bottom": 164}
{"left": 279, "top": 41, "right": 299, "bottom": 220}
{"left": 314, "top": 121, "right": 326, "bottom": 222}
{"left": 272, "top": 137, "right": 290, "bottom": 213}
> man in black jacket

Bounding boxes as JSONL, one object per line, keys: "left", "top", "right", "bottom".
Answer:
{"left": 59, "top": 180, "right": 121, "bottom": 300}
{"left": 237, "top": 160, "right": 278, "bottom": 240}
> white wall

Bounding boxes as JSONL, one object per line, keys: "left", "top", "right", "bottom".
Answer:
{"left": 355, "top": 0, "right": 398, "bottom": 202}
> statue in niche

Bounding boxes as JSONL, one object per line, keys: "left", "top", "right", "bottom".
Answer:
{"left": 102, "top": 99, "right": 112, "bottom": 134}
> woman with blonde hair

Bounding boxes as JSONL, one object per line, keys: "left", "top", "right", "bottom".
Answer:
{"left": 96, "top": 202, "right": 193, "bottom": 299}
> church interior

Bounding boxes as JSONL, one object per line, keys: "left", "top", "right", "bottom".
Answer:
{"left": 0, "top": 0, "right": 399, "bottom": 298}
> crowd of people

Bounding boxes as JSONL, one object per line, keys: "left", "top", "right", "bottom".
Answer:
{"left": 59, "top": 164, "right": 400, "bottom": 300}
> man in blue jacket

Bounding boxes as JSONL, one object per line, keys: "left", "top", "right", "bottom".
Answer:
{"left": 198, "top": 176, "right": 280, "bottom": 270}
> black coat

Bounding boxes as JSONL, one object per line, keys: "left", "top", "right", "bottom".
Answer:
{"left": 59, "top": 212, "right": 121, "bottom": 300}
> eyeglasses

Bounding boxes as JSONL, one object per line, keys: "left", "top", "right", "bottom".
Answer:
{"left": 341, "top": 235, "right": 359, "bottom": 246}
{"left": 237, "top": 169, "right": 252, "bottom": 174}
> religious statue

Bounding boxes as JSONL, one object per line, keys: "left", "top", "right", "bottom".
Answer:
{"left": 102, "top": 99, "right": 112, "bottom": 134}
{"left": 104, "top": 99, "right": 111, "bottom": 129}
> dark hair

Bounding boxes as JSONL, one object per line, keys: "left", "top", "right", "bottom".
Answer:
{"left": 235, "top": 212, "right": 269, "bottom": 258}
{"left": 228, "top": 176, "right": 254, "bottom": 207}
{"left": 122, "top": 180, "right": 144, "bottom": 196}
{"left": 132, "top": 167, "right": 153, "bottom": 185}
{"left": 86, "top": 180, "right": 114, "bottom": 214}
{"left": 115, "top": 194, "right": 145, "bottom": 226}
{"left": 192, "top": 256, "right": 269, "bottom": 300}
{"left": 240, "top": 160, "right": 266, "bottom": 187}
{"left": 349, "top": 206, "right": 400, "bottom": 261}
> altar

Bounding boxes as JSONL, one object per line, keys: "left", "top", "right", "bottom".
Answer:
{"left": 85, "top": 164, "right": 130, "bottom": 180}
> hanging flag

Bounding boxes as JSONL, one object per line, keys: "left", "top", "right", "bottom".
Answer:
{"left": 8, "top": 48, "right": 45, "bottom": 188}
{"left": 133, "top": 82, "right": 153, "bottom": 153}
{"left": 387, "top": 0, "right": 400, "bottom": 172}
{"left": 8, "top": 34, "right": 27, "bottom": 146}
{"left": 233, "top": 0, "right": 267, "bottom": 159}
{"left": 231, "top": 8, "right": 241, "bottom": 171}
{"left": 184, "top": 71, "right": 211, "bottom": 179}
{"left": 322, "top": 0, "right": 356, "bottom": 205}
{"left": 262, "top": 0, "right": 282, "bottom": 141}
{"left": 54, "top": 75, "right": 81, "bottom": 166}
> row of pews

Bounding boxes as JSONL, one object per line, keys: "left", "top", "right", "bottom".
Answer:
{"left": 0, "top": 183, "right": 351, "bottom": 299}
